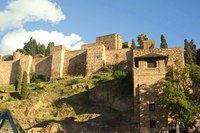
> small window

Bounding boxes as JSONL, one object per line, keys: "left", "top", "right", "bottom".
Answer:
{"left": 150, "top": 120, "right": 156, "bottom": 128}
{"left": 107, "top": 47, "right": 109, "bottom": 50}
{"left": 147, "top": 60, "right": 156, "bottom": 68}
{"left": 97, "top": 56, "right": 99, "bottom": 59}
{"left": 149, "top": 103, "right": 155, "bottom": 111}
{"left": 135, "top": 60, "right": 139, "bottom": 68}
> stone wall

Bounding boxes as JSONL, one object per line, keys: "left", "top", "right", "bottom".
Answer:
{"left": 50, "top": 45, "right": 66, "bottom": 79}
{"left": 63, "top": 50, "right": 86, "bottom": 76}
{"left": 32, "top": 56, "right": 52, "bottom": 78}
{"left": 105, "top": 48, "right": 132, "bottom": 71}
{"left": 20, "top": 55, "right": 33, "bottom": 83}
{"left": 96, "top": 34, "right": 122, "bottom": 50}
{"left": 0, "top": 61, "right": 19, "bottom": 85}
{"left": 133, "top": 47, "right": 184, "bottom": 132}
{"left": 85, "top": 44, "right": 106, "bottom": 76}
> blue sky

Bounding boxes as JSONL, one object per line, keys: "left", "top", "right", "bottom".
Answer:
{"left": 0, "top": 0, "right": 200, "bottom": 54}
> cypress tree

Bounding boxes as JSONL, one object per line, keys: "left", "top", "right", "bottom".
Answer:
{"left": 16, "top": 66, "right": 22, "bottom": 91}
{"left": 190, "top": 40, "right": 196, "bottom": 64}
{"left": 184, "top": 39, "right": 197, "bottom": 65}
{"left": 21, "top": 71, "right": 28, "bottom": 99}
{"left": 196, "top": 49, "right": 200, "bottom": 65}
{"left": 131, "top": 39, "right": 137, "bottom": 49}
{"left": 160, "top": 34, "right": 168, "bottom": 48}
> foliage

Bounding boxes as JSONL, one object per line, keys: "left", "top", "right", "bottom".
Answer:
{"left": 37, "top": 43, "right": 46, "bottom": 55}
{"left": 45, "top": 42, "right": 54, "bottom": 56}
{"left": 16, "top": 66, "right": 22, "bottom": 91}
{"left": 137, "top": 34, "right": 148, "bottom": 46}
{"left": 16, "top": 38, "right": 54, "bottom": 56}
{"left": 112, "top": 68, "right": 128, "bottom": 79}
{"left": 184, "top": 39, "right": 196, "bottom": 65}
{"left": 189, "top": 65, "right": 200, "bottom": 87}
{"left": 131, "top": 39, "right": 137, "bottom": 49}
{"left": 23, "top": 37, "right": 38, "bottom": 55}
{"left": 196, "top": 49, "right": 200, "bottom": 65}
{"left": 160, "top": 34, "right": 168, "bottom": 48}
{"left": 160, "top": 81, "right": 198, "bottom": 125}
{"left": 159, "top": 62, "right": 200, "bottom": 132}
{"left": 21, "top": 71, "right": 28, "bottom": 99}
{"left": 30, "top": 72, "right": 49, "bottom": 83}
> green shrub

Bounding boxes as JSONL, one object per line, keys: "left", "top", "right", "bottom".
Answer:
{"left": 30, "top": 72, "right": 49, "bottom": 83}
{"left": 112, "top": 68, "right": 128, "bottom": 79}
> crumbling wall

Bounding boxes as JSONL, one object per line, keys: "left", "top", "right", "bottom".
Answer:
{"left": 32, "top": 56, "right": 52, "bottom": 78}
{"left": 63, "top": 50, "right": 86, "bottom": 76}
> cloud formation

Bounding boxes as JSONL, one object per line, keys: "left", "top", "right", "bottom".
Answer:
{"left": 0, "top": 29, "right": 86, "bottom": 54}
{"left": 0, "top": 0, "right": 65, "bottom": 31}
{"left": 0, "top": 0, "right": 86, "bottom": 55}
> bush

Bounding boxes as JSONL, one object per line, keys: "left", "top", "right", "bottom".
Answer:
{"left": 30, "top": 72, "right": 49, "bottom": 83}
{"left": 112, "top": 68, "right": 128, "bottom": 79}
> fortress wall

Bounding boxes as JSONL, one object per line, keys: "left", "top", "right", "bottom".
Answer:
{"left": 64, "top": 50, "right": 86, "bottom": 76}
{"left": 85, "top": 44, "right": 106, "bottom": 76}
{"left": 133, "top": 48, "right": 184, "bottom": 130}
{"left": 20, "top": 55, "right": 33, "bottom": 83}
{"left": 32, "top": 56, "right": 52, "bottom": 78}
{"left": 96, "top": 34, "right": 122, "bottom": 50}
{"left": 0, "top": 60, "right": 19, "bottom": 85}
{"left": 133, "top": 47, "right": 184, "bottom": 66}
{"left": 50, "top": 45, "right": 66, "bottom": 79}
{"left": 105, "top": 48, "right": 132, "bottom": 71}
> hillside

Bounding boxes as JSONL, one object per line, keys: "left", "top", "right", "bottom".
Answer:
{"left": 0, "top": 65, "right": 135, "bottom": 133}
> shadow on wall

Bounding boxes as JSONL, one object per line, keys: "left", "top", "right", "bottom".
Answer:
{"left": 35, "top": 56, "right": 52, "bottom": 78}
{"left": 137, "top": 80, "right": 168, "bottom": 130}
{"left": 10, "top": 60, "right": 20, "bottom": 84}
{"left": 68, "top": 52, "right": 86, "bottom": 76}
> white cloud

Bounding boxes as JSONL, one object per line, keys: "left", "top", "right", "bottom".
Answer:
{"left": 0, "top": 28, "right": 86, "bottom": 55}
{"left": 0, "top": 0, "right": 65, "bottom": 31}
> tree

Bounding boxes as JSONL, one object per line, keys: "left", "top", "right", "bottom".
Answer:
{"left": 131, "top": 39, "right": 137, "bottom": 49}
{"left": 196, "top": 49, "right": 200, "bottom": 65}
{"left": 184, "top": 39, "right": 196, "bottom": 65}
{"left": 160, "top": 34, "right": 168, "bottom": 48}
{"left": 21, "top": 71, "right": 28, "bottom": 99}
{"left": 23, "top": 38, "right": 38, "bottom": 55}
{"left": 16, "top": 66, "right": 22, "bottom": 91}
{"left": 45, "top": 42, "right": 54, "bottom": 56}
{"left": 37, "top": 43, "right": 46, "bottom": 55}
{"left": 159, "top": 62, "right": 200, "bottom": 133}
{"left": 137, "top": 34, "right": 148, "bottom": 46}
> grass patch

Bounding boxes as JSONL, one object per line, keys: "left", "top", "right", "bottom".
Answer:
{"left": 0, "top": 85, "right": 15, "bottom": 92}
